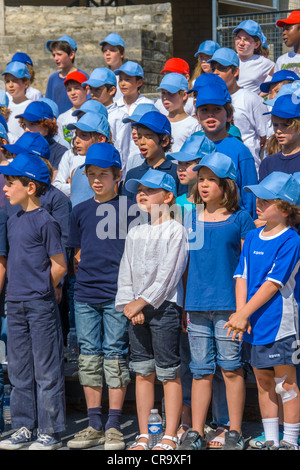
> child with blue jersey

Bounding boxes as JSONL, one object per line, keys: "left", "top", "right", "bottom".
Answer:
{"left": 195, "top": 79, "right": 258, "bottom": 218}
{"left": 116, "top": 169, "right": 189, "bottom": 451}
{"left": 179, "top": 152, "right": 255, "bottom": 451}
{"left": 224, "top": 172, "right": 300, "bottom": 450}
{"left": 0, "top": 153, "right": 67, "bottom": 450}
{"left": 66, "top": 143, "right": 135, "bottom": 451}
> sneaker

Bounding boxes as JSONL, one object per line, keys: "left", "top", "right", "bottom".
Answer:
{"left": 222, "top": 430, "right": 244, "bottom": 450}
{"left": 262, "top": 440, "right": 279, "bottom": 450}
{"left": 178, "top": 430, "right": 207, "bottom": 450}
{"left": 278, "top": 439, "right": 297, "bottom": 450}
{"left": 28, "top": 432, "right": 62, "bottom": 450}
{"left": 249, "top": 431, "right": 284, "bottom": 449}
{"left": 104, "top": 427, "right": 125, "bottom": 450}
{"left": 67, "top": 426, "right": 105, "bottom": 449}
{"left": 0, "top": 427, "right": 34, "bottom": 450}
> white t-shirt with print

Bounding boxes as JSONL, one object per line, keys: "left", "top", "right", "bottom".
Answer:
{"left": 274, "top": 50, "right": 300, "bottom": 77}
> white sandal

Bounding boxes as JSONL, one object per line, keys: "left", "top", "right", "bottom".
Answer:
{"left": 128, "top": 434, "right": 149, "bottom": 450}
{"left": 152, "top": 434, "right": 179, "bottom": 451}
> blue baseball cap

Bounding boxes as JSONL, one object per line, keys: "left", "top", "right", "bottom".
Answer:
{"left": 67, "top": 112, "right": 110, "bottom": 139}
{"left": 15, "top": 101, "right": 54, "bottom": 121}
{"left": 208, "top": 47, "right": 239, "bottom": 67}
{"left": 0, "top": 152, "right": 50, "bottom": 186}
{"left": 122, "top": 103, "right": 159, "bottom": 124}
{"left": 194, "top": 40, "right": 220, "bottom": 58}
{"left": 46, "top": 35, "right": 77, "bottom": 52}
{"left": 85, "top": 142, "right": 122, "bottom": 169}
{"left": 114, "top": 61, "right": 144, "bottom": 78}
{"left": 0, "top": 114, "right": 8, "bottom": 132}
{"left": 233, "top": 19, "right": 263, "bottom": 38}
{"left": 156, "top": 72, "right": 189, "bottom": 93}
{"left": 260, "top": 70, "right": 300, "bottom": 93}
{"left": 193, "top": 152, "right": 237, "bottom": 181}
{"left": 72, "top": 99, "right": 108, "bottom": 119}
{"left": 82, "top": 67, "right": 117, "bottom": 88}
{"left": 244, "top": 171, "right": 300, "bottom": 204}
{"left": 0, "top": 89, "right": 8, "bottom": 107}
{"left": 2, "top": 61, "right": 31, "bottom": 79}
{"left": 0, "top": 123, "right": 7, "bottom": 140}
{"left": 263, "top": 82, "right": 300, "bottom": 107}
{"left": 11, "top": 52, "right": 33, "bottom": 66}
{"left": 125, "top": 168, "right": 177, "bottom": 196}
{"left": 99, "top": 33, "right": 125, "bottom": 48}
{"left": 38, "top": 98, "right": 59, "bottom": 118}
{"left": 167, "top": 134, "right": 216, "bottom": 162}
{"left": 264, "top": 93, "right": 300, "bottom": 119}
{"left": 131, "top": 111, "right": 171, "bottom": 135}
{"left": 293, "top": 172, "right": 300, "bottom": 204}
{"left": 188, "top": 73, "right": 227, "bottom": 94}
{"left": 195, "top": 83, "right": 232, "bottom": 107}
{"left": 3, "top": 132, "right": 50, "bottom": 159}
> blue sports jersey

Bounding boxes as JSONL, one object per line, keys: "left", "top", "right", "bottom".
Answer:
{"left": 234, "top": 226, "right": 300, "bottom": 345}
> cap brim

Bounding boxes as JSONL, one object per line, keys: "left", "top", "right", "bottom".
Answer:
{"left": 2, "top": 143, "right": 24, "bottom": 154}
{"left": 131, "top": 121, "right": 170, "bottom": 135}
{"left": 207, "top": 58, "right": 233, "bottom": 66}
{"left": 82, "top": 79, "right": 105, "bottom": 88}
{"left": 193, "top": 162, "right": 236, "bottom": 181}
{"left": 243, "top": 184, "right": 277, "bottom": 199}
{"left": 85, "top": 158, "right": 121, "bottom": 169}
{"left": 196, "top": 98, "right": 229, "bottom": 107}
{"left": 167, "top": 151, "right": 199, "bottom": 162}
{"left": 260, "top": 82, "right": 271, "bottom": 93}
{"left": 125, "top": 179, "right": 163, "bottom": 193}
{"left": 276, "top": 19, "right": 294, "bottom": 27}
{"left": 0, "top": 164, "right": 25, "bottom": 177}
{"left": 156, "top": 84, "right": 181, "bottom": 93}
{"left": 66, "top": 122, "right": 97, "bottom": 131}
{"left": 15, "top": 112, "right": 46, "bottom": 121}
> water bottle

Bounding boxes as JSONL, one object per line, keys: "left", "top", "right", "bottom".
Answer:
{"left": 67, "top": 328, "right": 79, "bottom": 363}
{"left": 148, "top": 409, "right": 163, "bottom": 449}
{"left": 3, "top": 384, "right": 11, "bottom": 424}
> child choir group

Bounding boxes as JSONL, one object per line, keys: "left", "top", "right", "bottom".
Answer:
{"left": 0, "top": 9, "right": 300, "bottom": 452}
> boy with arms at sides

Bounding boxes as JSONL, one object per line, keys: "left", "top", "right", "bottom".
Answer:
{"left": 99, "top": 33, "right": 125, "bottom": 101}
{"left": 195, "top": 77, "right": 258, "bottom": 218}
{"left": 0, "top": 153, "right": 67, "bottom": 450}
{"left": 275, "top": 11, "right": 300, "bottom": 76}
{"left": 66, "top": 143, "right": 135, "bottom": 450}
{"left": 45, "top": 35, "right": 88, "bottom": 115}
{"left": 121, "top": 110, "right": 183, "bottom": 199}
{"left": 225, "top": 172, "right": 300, "bottom": 450}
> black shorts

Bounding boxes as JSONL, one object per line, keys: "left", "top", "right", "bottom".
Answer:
{"left": 242, "top": 335, "right": 298, "bottom": 369}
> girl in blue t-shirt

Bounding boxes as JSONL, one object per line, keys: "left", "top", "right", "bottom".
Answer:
{"left": 179, "top": 152, "right": 255, "bottom": 451}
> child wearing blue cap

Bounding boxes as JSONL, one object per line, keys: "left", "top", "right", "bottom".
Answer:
{"left": 224, "top": 172, "right": 300, "bottom": 450}
{"left": 195, "top": 82, "right": 258, "bottom": 218}
{"left": 121, "top": 110, "right": 183, "bottom": 199}
{"left": 157, "top": 73, "right": 201, "bottom": 152}
{"left": 259, "top": 94, "right": 300, "bottom": 185}
{"left": 0, "top": 153, "right": 67, "bottom": 450}
{"left": 209, "top": 47, "right": 270, "bottom": 171}
{"left": 45, "top": 35, "right": 88, "bottom": 115}
{"left": 116, "top": 168, "right": 188, "bottom": 451}
{"left": 99, "top": 33, "right": 125, "bottom": 101}
{"left": 2, "top": 61, "right": 32, "bottom": 142}
{"left": 67, "top": 143, "right": 135, "bottom": 451}
{"left": 233, "top": 20, "right": 274, "bottom": 94}
{"left": 10, "top": 52, "right": 43, "bottom": 102}
{"left": 191, "top": 40, "right": 221, "bottom": 82}
{"left": 179, "top": 152, "right": 255, "bottom": 451}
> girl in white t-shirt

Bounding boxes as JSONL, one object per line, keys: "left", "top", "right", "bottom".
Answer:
{"left": 233, "top": 20, "right": 274, "bottom": 94}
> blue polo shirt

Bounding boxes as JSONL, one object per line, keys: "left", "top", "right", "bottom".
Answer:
{"left": 121, "top": 158, "right": 186, "bottom": 199}
{"left": 45, "top": 69, "right": 89, "bottom": 115}
{"left": 67, "top": 195, "right": 136, "bottom": 304}
{"left": 234, "top": 226, "right": 300, "bottom": 345}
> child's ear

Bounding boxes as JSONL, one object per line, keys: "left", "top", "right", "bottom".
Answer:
{"left": 69, "top": 50, "right": 76, "bottom": 62}
{"left": 27, "top": 181, "right": 37, "bottom": 196}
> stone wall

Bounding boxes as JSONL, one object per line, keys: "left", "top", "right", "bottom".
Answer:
{"left": 0, "top": 3, "right": 173, "bottom": 95}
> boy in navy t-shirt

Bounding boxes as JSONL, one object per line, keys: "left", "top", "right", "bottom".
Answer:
{"left": 224, "top": 172, "right": 300, "bottom": 450}
{"left": 0, "top": 153, "right": 67, "bottom": 451}
{"left": 67, "top": 143, "right": 135, "bottom": 451}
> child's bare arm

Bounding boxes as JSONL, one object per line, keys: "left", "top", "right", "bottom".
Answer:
{"left": 0, "top": 255, "right": 6, "bottom": 293}
{"left": 50, "top": 253, "right": 67, "bottom": 288}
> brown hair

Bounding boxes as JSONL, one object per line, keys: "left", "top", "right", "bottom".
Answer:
{"left": 49, "top": 41, "right": 75, "bottom": 63}
{"left": 193, "top": 173, "right": 240, "bottom": 213}
{"left": 273, "top": 199, "right": 300, "bottom": 226}
{"left": 0, "top": 106, "right": 11, "bottom": 121}
{"left": 18, "top": 117, "right": 58, "bottom": 137}
{"left": 5, "top": 174, "right": 48, "bottom": 197}
{"left": 71, "top": 131, "right": 110, "bottom": 155}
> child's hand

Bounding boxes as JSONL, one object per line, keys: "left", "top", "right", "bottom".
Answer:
{"left": 223, "top": 311, "right": 251, "bottom": 341}
{"left": 124, "top": 298, "right": 147, "bottom": 319}
{"left": 131, "top": 312, "right": 145, "bottom": 325}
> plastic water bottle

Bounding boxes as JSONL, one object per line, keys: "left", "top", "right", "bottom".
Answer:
{"left": 148, "top": 409, "right": 163, "bottom": 449}
{"left": 67, "top": 328, "right": 79, "bottom": 363}
{"left": 3, "top": 385, "right": 11, "bottom": 424}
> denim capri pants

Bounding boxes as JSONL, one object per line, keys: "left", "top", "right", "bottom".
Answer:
{"left": 128, "top": 301, "right": 182, "bottom": 383}
{"left": 187, "top": 311, "right": 243, "bottom": 379}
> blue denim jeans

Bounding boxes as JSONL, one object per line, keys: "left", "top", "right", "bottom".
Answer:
{"left": 7, "top": 296, "right": 66, "bottom": 434}
{"left": 128, "top": 301, "right": 182, "bottom": 382}
{"left": 0, "top": 364, "right": 3, "bottom": 433}
{"left": 74, "top": 300, "right": 130, "bottom": 388}
{"left": 187, "top": 311, "right": 242, "bottom": 379}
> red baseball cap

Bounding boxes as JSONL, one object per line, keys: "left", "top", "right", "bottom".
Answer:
{"left": 276, "top": 10, "right": 300, "bottom": 27}
{"left": 160, "top": 58, "right": 190, "bottom": 75}
{"left": 63, "top": 70, "right": 87, "bottom": 85}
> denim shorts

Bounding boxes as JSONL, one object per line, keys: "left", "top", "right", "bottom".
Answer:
{"left": 187, "top": 311, "right": 242, "bottom": 379}
{"left": 128, "top": 301, "right": 182, "bottom": 382}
